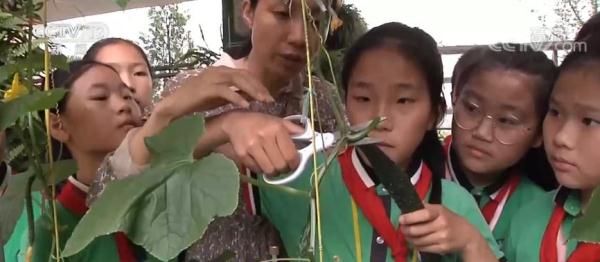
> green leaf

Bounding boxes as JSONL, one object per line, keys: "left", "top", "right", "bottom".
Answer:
{"left": 113, "top": 0, "right": 131, "bottom": 9}
{"left": 0, "top": 63, "right": 19, "bottom": 82}
{"left": 0, "top": 159, "right": 76, "bottom": 244}
{"left": 0, "top": 89, "right": 67, "bottom": 131}
{"left": 63, "top": 116, "right": 240, "bottom": 261}
{"left": 145, "top": 115, "right": 202, "bottom": 167}
{"left": 570, "top": 187, "right": 600, "bottom": 243}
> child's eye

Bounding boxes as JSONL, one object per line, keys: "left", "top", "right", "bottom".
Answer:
{"left": 547, "top": 108, "right": 560, "bottom": 117}
{"left": 465, "top": 102, "right": 479, "bottom": 112}
{"left": 274, "top": 10, "right": 289, "bottom": 19}
{"left": 91, "top": 96, "right": 108, "bottom": 101}
{"left": 582, "top": 117, "right": 600, "bottom": 127}
{"left": 497, "top": 116, "right": 521, "bottom": 126}
{"left": 352, "top": 96, "right": 370, "bottom": 103}
{"left": 134, "top": 71, "right": 148, "bottom": 77}
{"left": 396, "top": 98, "right": 414, "bottom": 104}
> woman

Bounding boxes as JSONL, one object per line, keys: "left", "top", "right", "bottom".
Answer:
{"left": 89, "top": 0, "right": 341, "bottom": 260}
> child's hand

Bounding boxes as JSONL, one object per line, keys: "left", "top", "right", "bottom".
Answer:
{"left": 220, "top": 112, "right": 303, "bottom": 176}
{"left": 399, "top": 204, "right": 480, "bottom": 255}
{"left": 155, "top": 66, "right": 274, "bottom": 120}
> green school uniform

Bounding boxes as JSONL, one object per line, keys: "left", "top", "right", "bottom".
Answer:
{"left": 259, "top": 147, "right": 503, "bottom": 261}
{"left": 504, "top": 188, "right": 581, "bottom": 262}
{"left": 444, "top": 136, "right": 546, "bottom": 250}
{"left": 3, "top": 192, "right": 42, "bottom": 262}
{"left": 33, "top": 177, "right": 142, "bottom": 262}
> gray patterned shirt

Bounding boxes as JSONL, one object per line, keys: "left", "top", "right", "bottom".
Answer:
{"left": 87, "top": 53, "right": 339, "bottom": 261}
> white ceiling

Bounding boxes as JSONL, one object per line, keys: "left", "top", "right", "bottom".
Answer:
{"left": 45, "top": 0, "right": 195, "bottom": 22}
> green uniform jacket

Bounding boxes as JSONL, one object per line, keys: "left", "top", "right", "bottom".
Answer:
{"left": 504, "top": 188, "right": 580, "bottom": 262}
{"left": 444, "top": 135, "right": 547, "bottom": 250}
{"left": 32, "top": 178, "right": 142, "bottom": 262}
{"left": 259, "top": 148, "right": 503, "bottom": 261}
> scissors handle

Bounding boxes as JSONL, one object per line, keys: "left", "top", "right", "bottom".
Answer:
{"left": 262, "top": 115, "right": 335, "bottom": 185}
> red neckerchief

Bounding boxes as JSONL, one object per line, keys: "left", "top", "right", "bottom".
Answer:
{"left": 339, "top": 147, "right": 432, "bottom": 262}
{"left": 540, "top": 189, "right": 600, "bottom": 262}
{"left": 58, "top": 179, "right": 138, "bottom": 262}
{"left": 443, "top": 135, "right": 521, "bottom": 228}
{"left": 481, "top": 174, "right": 520, "bottom": 225}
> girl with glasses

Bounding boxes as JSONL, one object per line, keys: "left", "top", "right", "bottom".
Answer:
{"left": 444, "top": 44, "right": 558, "bottom": 250}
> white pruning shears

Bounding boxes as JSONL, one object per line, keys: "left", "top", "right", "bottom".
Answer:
{"left": 262, "top": 114, "right": 381, "bottom": 185}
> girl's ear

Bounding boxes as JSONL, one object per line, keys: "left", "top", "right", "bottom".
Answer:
{"left": 49, "top": 113, "right": 70, "bottom": 143}
{"left": 241, "top": 0, "right": 255, "bottom": 30}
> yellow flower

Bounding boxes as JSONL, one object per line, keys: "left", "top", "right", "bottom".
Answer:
{"left": 330, "top": 14, "right": 343, "bottom": 32}
{"left": 3, "top": 72, "right": 29, "bottom": 102}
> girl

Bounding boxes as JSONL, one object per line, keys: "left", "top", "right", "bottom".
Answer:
{"left": 444, "top": 44, "right": 558, "bottom": 248}
{"left": 33, "top": 61, "right": 146, "bottom": 261}
{"left": 82, "top": 38, "right": 153, "bottom": 111}
{"left": 258, "top": 22, "right": 502, "bottom": 261}
{"left": 504, "top": 37, "right": 600, "bottom": 262}
{"left": 33, "top": 60, "right": 273, "bottom": 261}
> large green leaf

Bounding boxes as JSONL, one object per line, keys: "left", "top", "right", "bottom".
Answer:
{"left": 63, "top": 116, "right": 240, "bottom": 261}
{"left": 0, "top": 89, "right": 67, "bottom": 131}
{"left": 0, "top": 159, "right": 77, "bottom": 244}
{"left": 570, "top": 187, "right": 600, "bottom": 243}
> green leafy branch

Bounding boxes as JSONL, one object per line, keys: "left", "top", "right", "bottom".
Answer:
{"left": 63, "top": 116, "right": 241, "bottom": 261}
{"left": 0, "top": 0, "right": 72, "bottom": 258}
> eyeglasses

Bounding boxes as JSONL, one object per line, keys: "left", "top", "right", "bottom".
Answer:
{"left": 453, "top": 97, "right": 534, "bottom": 145}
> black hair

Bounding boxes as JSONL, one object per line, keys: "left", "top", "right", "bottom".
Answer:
{"left": 227, "top": 0, "right": 259, "bottom": 59}
{"left": 560, "top": 34, "right": 600, "bottom": 73}
{"left": 454, "top": 43, "right": 559, "bottom": 190}
{"left": 575, "top": 13, "right": 600, "bottom": 42}
{"left": 82, "top": 38, "right": 153, "bottom": 78}
{"left": 45, "top": 60, "right": 120, "bottom": 161}
{"left": 341, "top": 21, "right": 444, "bottom": 261}
{"left": 450, "top": 46, "right": 491, "bottom": 97}
{"left": 456, "top": 43, "right": 557, "bottom": 118}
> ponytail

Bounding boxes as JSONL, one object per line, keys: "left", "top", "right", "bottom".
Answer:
{"left": 417, "top": 130, "right": 444, "bottom": 204}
